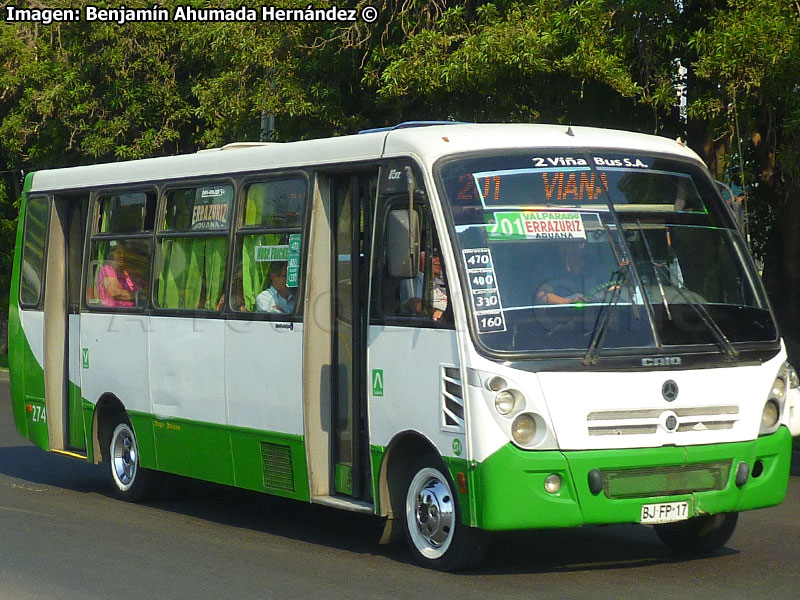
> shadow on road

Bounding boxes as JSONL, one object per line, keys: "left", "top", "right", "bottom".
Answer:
{"left": 0, "top": 440, "right": 761, "bottom": 574}
{"left": 0, "top": 444, "right": 105, "bottom": 492}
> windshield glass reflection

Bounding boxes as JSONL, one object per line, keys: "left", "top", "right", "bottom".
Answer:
{"left": 438, "top": 151, "right": 776, "bottom": 355}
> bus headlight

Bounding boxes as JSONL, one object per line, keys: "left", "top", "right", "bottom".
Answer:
{"left": 511, "top": 413, "right": 537, "bottom": 445}
{"left": 494, "top": 391, "right": 515, "bottom": 415}
{"left": 761, "top": 399, "right": 780, "bottom": 430}
{"left": 486, "top": 376, "right": 506, "bottom": 392}
{"left": 771, "top": 377, "right": 786, "bottom": 400}
{"left": 494, "top": 389, "right": 522, "bottom": 415}
{"left": 789, "top": 366, "right": 800, "bottom": 389}
{"left": 780, "top": 362, "right": 799, "bottom": 389}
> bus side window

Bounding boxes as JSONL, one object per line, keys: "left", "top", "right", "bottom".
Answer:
{"left": 86, "top": 191, "right": 155, "bottom": 310}
{"left": 155, "top": 185, "right": 232, "bottom": 311}
{"left": 233, "top": 178, "right": 305, "bottom": 315}
{"left": 89, "top": 239, "right": 152, "bottom": 308}
{"left": 20, "top": 196, "right": 50, "bottom": 308}
{"left": 377, "top": 205, "right": 453, "bottom": 326}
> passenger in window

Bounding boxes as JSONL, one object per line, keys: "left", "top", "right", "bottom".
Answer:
{"left": 255, "top": 261, "right": 295, "bottom": 314}
{"left": 97, "top": 240, "right": 143, "bottom": 307}
{"left": 401, "top": 250, "right": 448, "bottom": 321}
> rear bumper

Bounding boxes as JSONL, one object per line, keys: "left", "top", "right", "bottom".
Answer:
{"left": 471, "top": 426, "right": 791, "bottom": 531}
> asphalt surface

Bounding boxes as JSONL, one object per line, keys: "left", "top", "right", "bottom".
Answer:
{"left": 1, "top": 370, "right": 798, "bottom": 599}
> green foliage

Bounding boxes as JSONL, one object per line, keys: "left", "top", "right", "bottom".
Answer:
{"left": 370, "top": 1, "right": 654, "bottom": 127}
{"left": 0, "top": 176, "right": 18, "bottom": 314}
{"left": 688, "top": 0, "right": 800, "bottom": 258}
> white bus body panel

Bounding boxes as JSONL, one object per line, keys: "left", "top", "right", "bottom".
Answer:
{"left": 19, "top": 309, "right": 44, "bottom": 368}
{"left": 78, "top": 314, "right": 305, "bottom": 435}
{"left": 786, "top": 385, "right": 800, "bottom": 436}
{"left": 381, "top": 124, "right": 703, "bottom": 176}
{"left": 225, "top": 320, "right": 304, "bottom": 435}
{"left": 29, "top": 133, "right": 388, "bottom": 193}
{"left": 80, "top": 313, "right": 151, "bottom": 414}
{"left": 149, "top": 317, "right": 226, "bottom": 423}
{"left": 461, "top": 351, "right": 787, "bottom": 462}
{"left": 68, "top": 314, "right": 81, "bottom": 392}
{"left": 539, "top": 353, "right": 786, "bottom": 451}
{"left": 460, "top": 358, "right": 559, "bottom": 463}
{"left": 367, "top": 326, "right": 465, "bottom": 456}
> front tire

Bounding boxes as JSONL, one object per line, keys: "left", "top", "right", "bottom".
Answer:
{"left": 404, "top": 456, "right": 486, "bottom": 571}
{"left": 108, "top": 416, "right": 160, "bottom": 502}
{"left": 654, "top": 512, "right": 738, "bottom": 554}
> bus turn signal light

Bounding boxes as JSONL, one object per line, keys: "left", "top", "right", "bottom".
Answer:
{"left": 457, "top": 472, "right": 468, "bottom": 495}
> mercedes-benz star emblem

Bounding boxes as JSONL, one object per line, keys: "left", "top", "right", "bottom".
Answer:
{"left": 662, "top": 380, "right": 679, "bottom": 402}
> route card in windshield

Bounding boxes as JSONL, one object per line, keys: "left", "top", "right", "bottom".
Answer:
{"left": 463, "top": 248, "right": 506, "bottom": 333}
{"left": 488, "top": 211, "right": 603, "bottom": 241}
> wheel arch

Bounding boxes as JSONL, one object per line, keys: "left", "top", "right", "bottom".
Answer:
{"left": 377, "top": 431, "right": 442, "bottom": 520}
{"left": 90, "top": 392, "right": 126, "bottom": 464}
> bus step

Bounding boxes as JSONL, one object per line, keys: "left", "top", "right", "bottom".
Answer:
{"left": 311, "top": 495, "right": 374, "bottom": 514}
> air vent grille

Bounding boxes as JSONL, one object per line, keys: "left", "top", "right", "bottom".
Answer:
{"left": 260, "top": 442, "right": 295, "bottom": 492}
{"left": 441, "top": 365, "right": 465, "bottom": 432}
{"left": 601, "top": 460, "right": 732, "bottom": 499}
{"left": 587, "top": 405, "right": 739, "bottom": 436}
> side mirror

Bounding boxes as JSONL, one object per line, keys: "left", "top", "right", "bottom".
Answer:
{"left": 386, "top": 209, "right": 420, "bottom": 278}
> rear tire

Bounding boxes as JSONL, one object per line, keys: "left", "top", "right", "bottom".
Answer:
{"left": 403, "top": 455, "right": 486, "bottom": 571}
{"left": 654, "top": 512, "right": 738, "bottom": 554}
{"left": 107, "top": 416, "right": 160, "bottom": 502}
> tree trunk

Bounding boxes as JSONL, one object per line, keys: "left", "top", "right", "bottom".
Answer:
{"left": 762, "top": 186, "right": 800, "bottom": 368}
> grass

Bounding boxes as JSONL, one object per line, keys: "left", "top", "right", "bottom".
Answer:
{"left": 0, "top": 354, "right": 7, "bottom": 369}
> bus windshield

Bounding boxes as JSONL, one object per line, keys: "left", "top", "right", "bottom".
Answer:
{"left": 437, "top": 151, "right": 777, "bottom": 356}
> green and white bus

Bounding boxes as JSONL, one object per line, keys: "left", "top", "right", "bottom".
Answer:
{"left": 9, "top": 123, "right": 799, "bottom": 570}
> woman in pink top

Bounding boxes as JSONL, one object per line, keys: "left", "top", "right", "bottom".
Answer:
{"left": 97, "top": 241, "right": 140, "bottom": 307}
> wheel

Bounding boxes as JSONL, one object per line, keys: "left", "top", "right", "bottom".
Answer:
{"left": 108, "top": 416, "right": 160, "bottom": 502}
{"left": 403, "top": 456, "right": 486, "bottom": 571}
{"left": 654, "top": 512, "right": 738, "bottom": 554}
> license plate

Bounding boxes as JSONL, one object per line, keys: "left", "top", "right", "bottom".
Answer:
{"left": 640, "top": 501, "right": 689, "bottom": 524}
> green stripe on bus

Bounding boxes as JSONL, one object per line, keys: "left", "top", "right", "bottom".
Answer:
{"left": 126, "top": 412, "right": 311, "bottom": 501}
{"left": 472, "top": 429, "right": 792, "bottom": 531}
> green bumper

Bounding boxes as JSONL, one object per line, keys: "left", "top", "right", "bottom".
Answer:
{"left": 471, "top": 427, "right": 792, "bottom": 531}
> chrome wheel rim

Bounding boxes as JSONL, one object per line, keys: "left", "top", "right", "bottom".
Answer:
{"left": 406, "top": 467, "right": 455, "bottom": 559}
{"left": 111, "top": 423, "right": 138, "bottom": 491}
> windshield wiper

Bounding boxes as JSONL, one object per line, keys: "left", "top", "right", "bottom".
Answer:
{"left": 636, "top": 221, "right": 672, "bottom": 321}
{"left": 583, "top": 224, "right": 640, "bottom": 365}
{"left": 634, "top": 221, "right": 737, "bottom": 359}
{"left": 583, "top": 262, "right": 629, "bottom": 366}
{"left": 650, "top": 263, "right": 739, "bottom": 359}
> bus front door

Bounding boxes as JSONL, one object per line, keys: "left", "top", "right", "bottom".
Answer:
{"left": 331, "top": 173, "right": 374, "bottom": 500}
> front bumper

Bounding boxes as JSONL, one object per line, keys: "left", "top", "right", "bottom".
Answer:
{"left": 470, "top": 426, "right": 791, "bottom": 531}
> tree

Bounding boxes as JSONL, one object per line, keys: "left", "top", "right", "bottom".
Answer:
{"left": 1, "top": 0, "right": 798, "bottom": 364}
{"left": 690, "top": 0, "right": 800, "bottom": 364}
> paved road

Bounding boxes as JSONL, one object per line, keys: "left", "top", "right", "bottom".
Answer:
{"left": 1, "top": 372, "right": 798, "bottom": 599}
